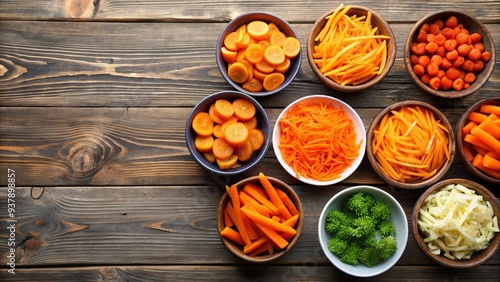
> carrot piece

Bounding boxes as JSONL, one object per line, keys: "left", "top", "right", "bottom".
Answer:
{"left": 194, "top": 135, "right": 214, "bottom": 153}
{"left": 463, "top": 145, "right": 475, "bottom": 162}
{"left": 243, "top": 237, "right": 267, "bottom": 254}
{"left": 234, "top": 139, "right": 253, "bottom": 162}
{"left": 275, "top": 58, "right": 291, "bottom": 73}
{"left": 243, "top": 183, "right": 279, "bottom": 214}
{"left": 212, "top": 138, "right": 234, "bottom": 160}
{"left": 216, "top": 154, "right": 238, "bottom": 170}
{"left": 224, "top": 202, "right": 235, "bottom": 227}
{"left": 221, "top": 226, "right": 245, "bottom": 246}
{"left": 226, "top": 184, "right": 251, "bottom": 246}
{"left": 473, "top": 153, "right": 500, "bottom": 178}
{"left": 221, "top": 46, "right": 238, "bottom": 64}
{"left": 483, "top": 154, "right": 500, "bottom": 171}
{"left": 462, "top": 120, "right": 477, "bottom": 136}
{"left": 464, "top": 133, "right": 494, "bottom": 152}
{"left": 262, "top": 72, "right": 285, "bottom": 91}
{"left": 282, "top": 37, "right": 301, "bottom": 59}
{"left": 264, "top": 45, "right": 286, "bottom": 66}
{"left": 192, "top": 112, "right": 213, "bottom": 137}
{"left": 241, "top": 212, "right": 260, "bottom": 241}
{"left": 224, "top": 31, "right": 239, "bottom": 51}
{"left": 247, "top": 20, "right": 269, "bottom": 40}
{"left": 468, "top": 111, "right": 488, "bottom": 123}
{"left": 269, "top": 30, "right": 287, "bottom": 47}
{"left": 480, "top": 105, "right": 500, "bottom": 116}
{"left": 214, "top": 99, "right": 234, "bottom": 121}
{"left": 241, "top": 206, "right": 296, "bottom": 237}
{"left": 239, "top": 191, "right": 272, "bottom": 217}
{"left": 258, "top": 172, "right": 292, "bottom": 219}
{"left": 243, "top": 116, "right": 258, "bottom": 130}
{"left": 245, "top": 43, "right": 265, "bottom": 64}
{"left": 223, "top": 122, "right": 249, "bottom": 147}
{"left": 232, "top": 98, "right": 256, "bottom": 121}
{"left": 209, "top": 104, "right": 226, "bottom": 124}
{"left": 276, "top": 188, "right": 299, "bottom": 216}
{"left": 227, "top": 62, "right": 249, "bottom": 84}
{"left": 248, "top": 242, "right": 270, "bottom": 257}
{"left": 470, "top": 126, "right": 500, "bottom": 153}
{"left": 248, "top": 128, "right": 265, "bottom": 151}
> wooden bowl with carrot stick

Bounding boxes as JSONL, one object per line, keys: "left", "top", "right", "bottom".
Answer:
{"left": 307, "top": 4, "right": 396, "bottom": 92}
{"left": 456, "top": 98, "right": 500, "bottom": 184}
{"left": 216, "top": 173, "right": 304, "bottom": 263}
{"left": 366, "top": 100, "right": 456, "bottom": 189}
{"left": 404, "top": 10, "right": 495, "bottom": 98}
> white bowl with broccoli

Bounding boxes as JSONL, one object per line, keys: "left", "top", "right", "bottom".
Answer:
{"left": 318, "top": 185, "right": 408, "bottom": 277}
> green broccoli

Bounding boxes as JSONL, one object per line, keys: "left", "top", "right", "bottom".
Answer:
{"left": 324, "top": 191, "right": 398, "bottom": 267}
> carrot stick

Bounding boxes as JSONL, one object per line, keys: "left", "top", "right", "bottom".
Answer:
{"left": 463, "top": 144, "right": 475, "bottom": 162}
{"left": 468, "top": 111, "right": 488, "bottom": 123}
{"left": 480, "top": 104, "right": 500, "bottom": 116}
{"left": 470, "top": 126, "right": 500, "bottom": 153}
{"left": 241, "top": 206, "right": 297, "bottom": 237}
{"left": 239, "top": 191, "right": 272, "bottom": 217}
{"left": 462, "top": 120, "right": 477, "bottom": 136}
{"left": 473, "top": 153, "right": 500, "bottom": 178}
{"left": 248, "top": 241, "right": 270, "bottom": 257}
{"left": 220, "top": 226, "right": 245, "bottom": 246}
{"left": 483, "top": 154, "right": 500, "bottom": 171}
{"left": 224, "top": 202, "right": 235, "bottom": 227}
{"left": 243, "top": 237, "right": 267, "bottom": 254}
{"left": 226, "top": 184, "right": 252, "bottom": 246}
{"left": 243, "top": 183, "right": 279, "bottom": 214}
{"left": 241, "top": 212, "right": 260, "bottom": 241}
{"left": 464, "top": 133, "right": 494, "bottom": 152}
{"left": 250, "top": 218, "right": 289, "bottom": 249}
{"left": 276, "top": 188, "right": 299, "bottom": 216}
{"left": 258, "top": 173, "right": 292, "bottom": 220}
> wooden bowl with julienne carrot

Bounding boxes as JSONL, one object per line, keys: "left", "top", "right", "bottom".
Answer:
{"left": 366, "top": 100, "right": 456, "bottom": 190}
{"left": 216, "top": 173, "right": 304, "bottom": 263}
{"left": 307, "top": 4, "right": 396, "bottom": 93}
{"left": 457, "top": 98, "right": 500, "bottom": 184}
{"left": 216, "top": 12, "right": 302, "bottom": 97}
{"left": 404, "top": 10, "right": 496, "bottom": 98}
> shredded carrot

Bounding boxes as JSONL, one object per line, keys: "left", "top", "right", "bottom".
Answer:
{"left": 277, "top": 102, "right": 361, "bottom": 181}
{"left": 313, "top": 3, "right": 391, "bottom": 85}
{"left": 372, "top": 105, "right": 450, "bottom": 183}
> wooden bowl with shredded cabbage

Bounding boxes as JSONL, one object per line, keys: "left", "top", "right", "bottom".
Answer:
{"left": 411, "top": 178, "right": 500, "bottom": 268}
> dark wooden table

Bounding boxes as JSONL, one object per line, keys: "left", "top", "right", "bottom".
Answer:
{"left": 1, "top": 1, "right": 499, "bottom": 281}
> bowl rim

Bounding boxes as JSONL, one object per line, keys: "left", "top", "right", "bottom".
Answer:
{"left": 366, "top": 100, "right": 456, "bottom": 189}
{"left": 317, "top": 185, "right": 409, "bottom": 277}
{"left": 216, "top": 12, "right": 302, "bottom": 97}
{"left": 272, "top": 94, "right": 367, "bottom": 186}
{"left": 456, "top": 98, "right": 500, "bottom": 183}
{"left": 216, "top": 175, "right": 304, "bottom": 262}
{"left": 307, "top": 5, "right": 397, "bottom": 92}
{"left": 411, "top": 178, "right": 500, "bottom": 268}
{"left": 185, "top": 90, "right": 271, "bottom": 175}
{"left": 403, "top": 10, "right": 496, "bottom": 98}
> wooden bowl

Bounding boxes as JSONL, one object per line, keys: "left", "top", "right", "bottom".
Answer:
{"left": 216, "top": 175, "right": 304, "bottom": 263}
{"left": 456, "top": 98, "right": 500, "bottom": 184}
{"left": 307, "top": 5, "right": 396, "bottom": 92}
{"left": 404, "top": 10, "right": 496, "bottom": 98}
{"left": 366, "top": 100, "right": 456, "bottom": 189}
{"left": 411, "top": 178, "right": 500, "bottom": 268}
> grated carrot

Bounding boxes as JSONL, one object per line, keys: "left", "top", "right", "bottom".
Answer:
{"left": 372, "top": 105, "right": 450, "bottom": 183}
{"left": 277, "top": 102, "right": 361, "bottom": 181}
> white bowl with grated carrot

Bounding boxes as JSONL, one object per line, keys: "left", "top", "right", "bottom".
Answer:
{"left": 307, "top": 4, "right": 396, "bottom": 92}
{"left": 272, "top": 95, "right": 366, "bottom": 186}
{"left": 366, "top": 100, "right": 456, "bottom": 189}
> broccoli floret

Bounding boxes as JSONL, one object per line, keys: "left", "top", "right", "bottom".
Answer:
{"left": 324, "top": 192, "right": 398, "bottom": 267}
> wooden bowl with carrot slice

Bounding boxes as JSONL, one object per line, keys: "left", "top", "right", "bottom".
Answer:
{"left": 216, "top": 12, "right": 302, "bottom": 97}
{"left": 307, "top": 4, "right": 396, "bottom": 92}
{"left": 366, "top": 100, "right": 456, "bottom": 189}
{"left": 216, "top": 173, "right": 304, "bottom": 263}
{"left": 456, "top": 98, "right": 500, "bottom": 184}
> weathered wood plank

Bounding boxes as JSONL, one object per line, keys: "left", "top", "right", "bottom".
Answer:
{"left": 1, "top": 0, "right": 499, "bottom": 23}
{"left": 0, "top": 21, "right": 498, "bottom": 108}
{"left": 0, "top": 186, "right": 498, "bottom": 268}
{"left": 1, "top": 265, "right": 500, "bottom": 282}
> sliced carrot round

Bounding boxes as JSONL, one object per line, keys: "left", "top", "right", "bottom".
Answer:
{"left": 267, "top": 22, "right": 281, "bottom": 37}
{"left": 224, "top": 122, "right": 250, "bottom": 147}
{"left": 216, "top": 154, "right": 239, "bottom": 170}
{"left": 234, "top": 139, "right": 254, "bottom": 161}
{"left": 227, "top": 61, "right": 249, "bottom": 84}
{"left": 242, "top": 78, "right": 263, "bottom": 92}
{"left": 269, "top": 31, "right": 287, "bottom": 47}
{"left": 249, "top": 128, "right": 265, "bottom": 150}
{"left": 214, "top": 99, "right": 234, "bottom": 121}
{"left": 213, "top": 124, "right": 224, "bottom": 138}
{"left": 247, "top": 21, "right": 269, "bottom": 40}
{"left": 232, "top": 98, "right": 256, "bottom": 121}
{"left": 255, "top": 60, "right": 275, "bottom": 74}
{"left": 264, "top": 45, "right": 286, "bottom": 66}
{"left": 192, "top": 112, "right": 213, "bottom": 137}
{"left": 263, "top": 72, "right": 285, "bottom": 91}
{"left": 235, "top": 33, "right": 251, "bottom": 49}
{"left": 209, "top": 104, "right": 226, "bottom": 124}
{"left": 212, "top": 138, "right": 234, "bottom": 160}
{"left": 221, "top": 46, "right": 238, "bottom": 64}
{"left": 195, "top": 135, "right": 214, "bottom": 153}
{"left": 245, "top": 44, "right": 265, "bottom": 64}
{"left": 257, "top": 40, "right": 271, "bottom": 50}
{"left": 223, "top": 31, "right": 239, "bottom": 51}
{"left": 283, "top": 37, "right": 301, "bottom": 59}
{"left": 203, "top": 151, "right": 216, "bottom": 163}
{"left": 275, "top": 58, "right": 290, "bottom": 73}
{"left": 253, "top": 68, "right": 269, "bottom": 81}
{"left": 239, "top": 60, "right": 254, "bottom": 82}
{"left": 221, "top": 116, "right": 238, "bottom": 137}
{"left": 243, "top": 116, "right": 258, "bottom": 130}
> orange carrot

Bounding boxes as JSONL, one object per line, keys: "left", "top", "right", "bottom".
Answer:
{"left": 248, "top": 217, "right": 289, "bottom": 249}
{"left": 464, "top": 133, "right": 494, "bottom": 152}
{"left": 241, "top": 206, "right": 297, "bottom": 237}
{"left": 276, "top": 188, "right": 299, "bottom": 216}
{"left": 241, "top": 213, "right": 260, "bottom": 241}
{"left": 226, "top": 184, "right": 251, "bottom": 246}
{"left": 463, "top": 144, "right": 475, "bottom": 162}
{"left": 243, "top": 237, "right": 268, "bottom": 254}
{"left": 462, "top": 120, "right": 477, "bottom": 136}
{"left": 239, "top": 190, "right": 272, "bottom": 217}
{"left": 480, "top": 104, "right": 500, "bottom": 116}
{"left": 470, "top": 126, "right": 500, "bottom": 153}
{"left": 243, "top": 183, "right": 279, "bottom": 214}
{"left": 258, "top": 172, "right": 291, "bottom": 219}
{"left": 472, "top": 153, "right": 500, "bottom": 178}
{"left": 483, "top": 154, "right": 500, "bottom": 171}
{"left": 248, "top": 242, "right": 270, "bottom": 257}
{"left": 224, "top": 202, "right": 235, "bottom": 227}
{"left": 468, "top": 111, "right": 488, "bottom": 123}
{"left": 220, "top": 226, "right": 246, "bottom": 246}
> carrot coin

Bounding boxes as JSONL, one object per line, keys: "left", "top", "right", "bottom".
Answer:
{"left": 235, "top": 33, "right": 251, "bottom": 49}
{"left": 247, "top": 21, "right": 269, "bottom": 41}
{"left": 213, "top": 138, "right": 234, "bottom": 160}
{"left": 264, "top": 45, "right": 285, "bottom": 66}
{"left": 209, "top": 104, "right": 226, "bottom": 124}
{"left": 234, "top": 139, "right": 254, "bottom": 161}
{"left": 195, "top": 135, "right": 214, "bottom": 153}
{"left": 269, "top": 31, "right": 287, "bottom": 47}
{"left": 253, "top": 68, "right": 268, "bottom": 81}
{"left": 232, "top": 98, "right": 256, "bottom": 121}
{"left": 245, "top": 43, "right": 264, "bottom": 64}
{"left": 216, "top": 154, "right": 239, "bottom": 170}
{"left": 221, "top": 116, "right": 238, "bottom": 137}
{"left": 242, "top": 78, "right": 263, "bottom": 92}
{"left": 243, "top": 116, "right": 258, "bottom": 130}
{"left": 224, "top": 122, "right": 250, "bottom": 147}
{"left": 263, "top": 72, "right": 285, "bottom": 91}
{"left": 257, "top": 40, "right": 271, "bottom": 50}
{"left": 255, "top": 60, "right": 275, "bottom": 74}
{"left": 203, "top": 151, "right": 216, "bottom": 163}
{"left": 282, "top": 37, "right": 301, "bottom": 58}
{"left": 239, "top": 60, "right": 254, "bottom": 82}
{"left": 227, "top": 61, "right": 249, "bottom": 84}
{"left": 192, "top": 112, "right": 213, "bottom": 137}
{"left": 275, "top": 58, "right": 290, "bottom": 73}
{"left": 224, "top": 31, "right": 239, "bottom": 51}
{"left": 213, "top": 124, "right": 224, "bottom": 138}
{"left": 267, "top": 22, "right": 281, "bottom": 37}
{"left": 221, "top": 46, "right": 238, "bottom": 64}
{"left": 249, "top": 128, "right": 265, "bottom": 150}
{"left": 214, "top": 99, "right": 234, "bottom": 121}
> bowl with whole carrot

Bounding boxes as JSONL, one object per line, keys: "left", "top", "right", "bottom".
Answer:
{"left": 404, "top": 10, "right": 495, "bottom": 98}
{"left": 216, "top": 12, "right": 302, "bottom": 97}
{"left": 457, "top": 98, "right": 500, "bottom": 184}
{"left": 273, "top": 95, "right": 366, "bottom": 186}
{"left": 366, "top": 100, "right": 456, "bottom": 189}
{"left": 216, "top": 173, "right": 304, "bottom": 262}
{"left": 185, "top": 91, "right": 270, "bottom": 176}
{"left": 307, "top": 4, "right": 396, "bottom": 92}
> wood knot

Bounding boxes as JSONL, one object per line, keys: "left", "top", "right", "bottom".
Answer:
{"left": 99, "top": 267, "right": 117, "bottom": 279}
{"left": 31, "top": 187, "right": 44, "bottom": 199}
{"left": 65, "top": 0, "right": 97, "bottom": 18}
{"left": 65, "top": 140, "right": 104, "bottom": 179}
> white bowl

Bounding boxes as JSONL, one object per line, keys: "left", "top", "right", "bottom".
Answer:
{"left": 318, "top": 186, "right": 408, "bottom": 277}
{"left": 272, "top": 95, "right": 366, "bottom": 186}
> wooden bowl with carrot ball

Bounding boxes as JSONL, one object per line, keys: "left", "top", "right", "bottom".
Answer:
{"left": 307, "top": 4, "right": 396, "bottom": 93}
{"left": 404, "top": 10, "right": 495, "bottom": 98}
{"left": 216, "top": 12, "right": 302, "bottom": 97}
{"left": 366, "top": 100, "right": 456, "bottom": 190}
{"left": 216, "top": 173, "right": 304, "bottom": 263}
{"left": 456, "top": 98, "right": 500, "bottom": 184}
{"left": 412, "top": 178, "right": 500, "bottom": 268}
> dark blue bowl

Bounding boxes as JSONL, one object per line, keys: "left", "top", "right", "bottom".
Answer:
{"left": 185, "top": 91, "right": 270, "bottom": 176}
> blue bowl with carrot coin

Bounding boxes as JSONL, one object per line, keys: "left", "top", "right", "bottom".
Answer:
{"left": 216, "top": 12, "right": 302, "bottom": 97}
{"left": 185, "top": 91, "right": 270, "bottom": 177}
